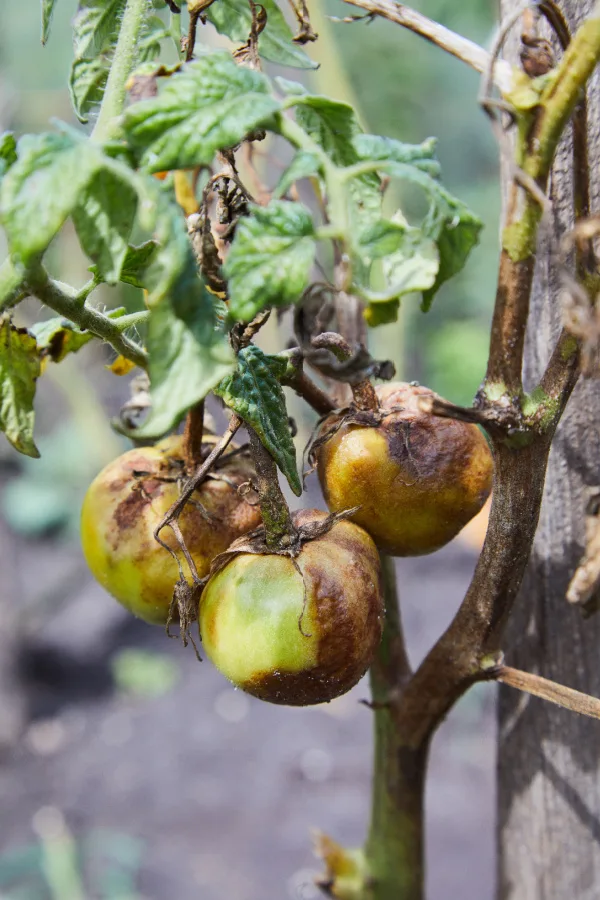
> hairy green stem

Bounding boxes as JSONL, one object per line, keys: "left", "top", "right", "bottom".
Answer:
{"left": 0, "top": 257, "right": 27, "bottom": 311}
{"left": 91, "top": 0, "right": 150, "bottom": 143}
{"left": 276, "top": 113, "right": 349, "bottom": 240}
{"left": 26, "top": 267, "right": 148, "bottom": 369}
{"left": 365, "top": 554, "right": 423, "bottom": 900}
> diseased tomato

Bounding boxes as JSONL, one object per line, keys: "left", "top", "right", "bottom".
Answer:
{"left": 199, "top": 509, "right": 384, "bottom": 706}
{"left": 316, "top": 382, "right": 493, "bottom": 556}
{"left": 81, "top": 435, "right": 261, "bottom": 624}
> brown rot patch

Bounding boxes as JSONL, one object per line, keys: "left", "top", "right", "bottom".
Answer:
{"left": 114, "top": 482, "right": 155, "bottom": 532}
{"left": 246, "top": 666, "right": 354, "bottom": 706}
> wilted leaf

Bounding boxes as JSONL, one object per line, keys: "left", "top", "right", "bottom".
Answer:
{"left": 224, "top": 200, "right": 316, "bottom": 321}
{"left": 0, "top": 316, "right": 41, "bottom": 458}
{"left": 123, "top": 51, "right": 281, "bottom": 172}
{"left": 206, "top": 0, "right": 317, "bottom": 69}
{"left": 215, "top": 345, "right": 301, "bottom": 495}
{"left": 107, "top": 355, "right": 136, "bottom": 375}
{"left": 31, "top": 318, "right": 94, "bottom": 362}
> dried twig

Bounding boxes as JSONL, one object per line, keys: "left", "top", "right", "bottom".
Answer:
{"left": 340, "top": 0, "right": 512, "bottom": 92}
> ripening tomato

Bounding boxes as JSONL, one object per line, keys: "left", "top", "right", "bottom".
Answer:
{"left": 316, "top": 382, "right": 493, "bottom": 556}
{"left": 81, "top": 435, "right": 261, "bottom": 623}
{"left": 199, "top": 509, "right": 384, "bottom": 705}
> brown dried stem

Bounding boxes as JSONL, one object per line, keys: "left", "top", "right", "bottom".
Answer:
{"left": 340, "top": 0, "right": 512, "bottom": 92}
{"left": 281, "top": 351, "right": 336, "bottom": 417}
{"left": 311, "top": 332, "right": 379, "bottom": 411}
{"left": 153, "top": 415, "right": 241, "bottom": 570}
{"left": 492, "top": 665, "right": 600, "bottom": 722}
{"left": 182, "top": 401, "right": 205, "bottom": 472}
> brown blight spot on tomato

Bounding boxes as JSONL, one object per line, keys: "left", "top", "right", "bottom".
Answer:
{"left": 199, "top": 509, "right": 384, "bottom": 706}
{"left": 81, "top": 435, "right": 262, "bottom": 624}
{"left": 316, "top": 382, "right": 493, "bottom": 557}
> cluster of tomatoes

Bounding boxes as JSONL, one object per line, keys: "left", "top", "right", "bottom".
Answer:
{"left": 81, "top": 383, "right": 493, "bottom": 706}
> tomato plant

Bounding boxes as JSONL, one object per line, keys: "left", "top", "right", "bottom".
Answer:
{"left": 2, "top": 1, "right": 600, "bottom": 898}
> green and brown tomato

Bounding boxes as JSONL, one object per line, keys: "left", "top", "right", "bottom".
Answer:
{"left": 199, "top": 509, "right": 384, "bottom": 706}
{"left": 81, "top": 435, "right": 262, "bottom": 624}
{"left": 316, "top": 382, "right": 494, "bottom": 557}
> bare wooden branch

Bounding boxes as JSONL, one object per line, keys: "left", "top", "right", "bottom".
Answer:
{"left": 340, "top": 0, "right": 513, "bottom": 93}
{"left": 495, "top": 665, "right": 600, "bottom": 722}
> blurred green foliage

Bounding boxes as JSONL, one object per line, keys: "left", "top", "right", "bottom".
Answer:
{"left": 319, "top": 0, "right": 499, "bottom": 404}
{"left": 0, "top": 827, "right": 143, "bottom": 900}
{"left": 112, "top": 649, "right": 180, "bottom": 697}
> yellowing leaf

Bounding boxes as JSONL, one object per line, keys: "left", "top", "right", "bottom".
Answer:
{"left": 107, "top": 355, "right": 136, "bottom": 376}
{"left": 0, "top": 315, "right": 41, "bottom": 458}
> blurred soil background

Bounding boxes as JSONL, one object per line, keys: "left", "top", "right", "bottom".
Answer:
{"left": 0, "top": 2, "right": 500, "bottom": 898}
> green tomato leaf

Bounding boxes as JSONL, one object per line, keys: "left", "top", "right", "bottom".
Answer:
{"left": 0, "top": 316, "right": 41, "bottom": 458}
{"left": 224, "top": 200, "right": 316, "bottom": 321}
{"left": 118, "top": 241, "right": 160, "bottom": 288}
{"left": 1, "top": 133, "right": 99, "bottom": 264}
{"left": 214, "top": 344, "right": 301, "bottom": 496}
{"left": 381, "top": 229, "right": 439, "bottom": 300}
{"left": 31, "top": 318, "right": 94, "bottom": 362}
{"left": 273, "top": 150, "right": 321, "bottom": 198}
{"left": 41, "top": 0, "right": 58, "bottom": 44}
{"left": 358, "top": 217, "right": 439, "bottom": 302}
{"left": 353, "top": 135, "right": 441, "bottom": 178}
{"left": 0, "top": 133, "right": 17, "bottom": 179}
{"left": 72, "top": 168, "right": 138, "bottom": 283}
{"left": 205, "top": 0, "right": 317, "bottom": 69}
{"left": 420, "top": 186, "right": 482, "bottom": 311}
{"left": 73, "top": 0, "right": 126, "bottom": 59}
{"left": 295, "top": 95, "right": 360, "bottom": 167}
{"left": 292, "top": 94, "right": 382, "bottom": 257}
{"left": 351, "top": 136, "right": 482, "bottom": 310}
{"left": 123, "top": 51, "right": 281, "bottom": 172}
{"left": 137, "top": 15, "right": 168, "bottom": 63}
{"left": 127, "top": 188, "right": 234, "bottom": 439}
{"left": 1, "top": 131, "right": 138, "bottom": 276}
{"left": 134, "top": 297, "right": 234, "bottom": 439}
{"left": 69, "top": 57, "right": 109, "bottom": 124}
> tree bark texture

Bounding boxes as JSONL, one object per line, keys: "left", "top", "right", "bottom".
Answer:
{"left": 498, "top": 2, "right": 600, "bottom": 898}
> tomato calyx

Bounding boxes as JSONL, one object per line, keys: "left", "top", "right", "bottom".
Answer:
{"left": 207, "top": 506, "right": 361, "bottom": 577}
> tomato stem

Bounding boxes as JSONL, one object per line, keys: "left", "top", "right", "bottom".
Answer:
{"left": 248, "top": 429, "right": 298, "bottom": 551}
{"left": 182, "top": 401, "right": 205, "bottom": 472}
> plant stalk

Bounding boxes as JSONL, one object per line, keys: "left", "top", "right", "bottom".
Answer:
{"left": 366, "top": 554, "right": 424, "bottom": 900}
{"left": 91, "top": 0, "right": 150, "bottom": 143}
{"left": 26, "top": 266, "right": 148, "bottom": 369}
{"left": 248, "top": 429, "right": 298, "bottom": 551}
{"left": 0, "top": 258, "right": 27, "bottom": 311}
